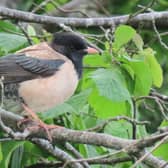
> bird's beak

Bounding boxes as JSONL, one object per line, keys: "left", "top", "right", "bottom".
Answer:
{"left": 84, "top": 42, "right": 102, "bottom": 55}
{"left": 85, "top": 47, "right": 101, "bottom": 55}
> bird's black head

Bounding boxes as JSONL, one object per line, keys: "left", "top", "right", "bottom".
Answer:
{"left": 51, "top": 32, "right": 99, "bottom": 78}
{"left": 51, "top": 32, "right": 98, "bottom": 57}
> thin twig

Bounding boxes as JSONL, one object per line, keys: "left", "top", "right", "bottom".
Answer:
{"left": 63, "top": 149, "right": 125, "bottom": 168}
{"left": 132, "top": 99, "right": 137, "bottom": 139}
{"left": 136, "top": 95, "right": 168, "bottom": 120}
{"left": 17, "top": 22, "right": 33, "bottom": 45}
{"left": 93, "top": 0, "right": 111, "bottom": 16}
{"left": 31, "top": 0, "right": 52, "bottom": 13}
{"left": 129, "top": 0, "right": 156, "bottom": 19}
{"left": 25, "top": 156, "right": 132, "bottom": 167}
{"left": 151, "top": 10, "right": 168, "bottom": 50}
{"left": 0, "top": 76, "right": 4, "bottom": 108}
{"left": 65, "top": 143, "right": 90, "bottom": 168}
{"left": 32, "top": 138, "right": 84, "bottom": 168}
{"left": 150, "top": 91, "right": 168, "bottom": 101}
{"left": 0, "top": 109, "right": 30, "bottom": 140}
{"left": 87, "top": 116, "right": 149, "bottom": 132}
{"left": 131, "top": 135, "right": 168, "bottom": 168}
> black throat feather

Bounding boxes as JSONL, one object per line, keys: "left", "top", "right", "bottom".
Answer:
{"left": 51, "top": 43, "right": 84, "bottom": 79}
{"left": 70, "top": 52, "right": 83, "bottom": 79}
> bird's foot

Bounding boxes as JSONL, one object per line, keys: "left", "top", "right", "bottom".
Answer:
{"left": 35, "top": 122, "right": 62, "bottom": 141}
{"left": 17, "top": 118, "right": 33, "bottom": 127}
{"left": 19, "top": 103, "right": 63, "bottom": 141}
{"left": 17, "top": 118, "right": 62, "bottom": 141}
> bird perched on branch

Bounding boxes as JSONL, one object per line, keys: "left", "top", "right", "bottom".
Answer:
{"left": 0, "top": 32, "right": 99, "bottom": 140}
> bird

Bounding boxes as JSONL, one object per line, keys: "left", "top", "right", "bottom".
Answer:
{"left": 0, "top": 32, "right": 99, "bottom": 140}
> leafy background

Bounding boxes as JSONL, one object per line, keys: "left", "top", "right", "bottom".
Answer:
{"left": 0, "top": 0, "right": 168, "bottom": 167}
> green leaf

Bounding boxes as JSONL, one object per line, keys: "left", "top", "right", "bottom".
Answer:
{"left": 22, "top": 141, "right": 48, "bottom": 166}
{"left": 0, "top": 21, "right": 20, "bottom": 33}
{"left": 78, "top": 144, "right": 88, "bottom": 158}
{"left": 68, "top": 113, "right": 86, "bottom": 130}
{"left": 137, "top": 125, "right": 148, "bottom": 138}
{"left": 89, "top": 88, "right": 129, "bottom": 118}
{"left": 121, "top": 63, "right": 135, "bottom": 79}
{"left": 10, "top": 145, "right": 24, "bottom": 168}
{"left": 160, "top": 120, "right": 168, "bottom": 127}
{"left": 41, "top": 89, "right": 91, "bottom": 119}
{"left": 129, "top": 61, "right": 152, "bottom": 96}
{"left": 41, "top": 102, "right": 75, "bottom": 119}
{"left": 153, "top": 143, "right": 168, "bottom": 161}
{"left": 91, "top": 69, "right": 131, "bottom": 102}
{"left": 113, "top": 25, "right": 136, "bottom": 50}
{"left": 83, "top": 111, "right": 98, "bottom": 129}
{"left": 0, "top": 33, "right": 27, "bottom": 53}
{"left": 27, "top": 25, "right": 36, "bottom": 36}
{"left": 132, "top": 33, "right": 144, "bottom": 51}
{"left": 0, "top": 141, "right": 24, "bottom": 168}
{"left": 82, "top": 71, "right": 130, "bottom": 119}
{"left": 67, "top": 89, "right": 91, "bottom": 112}
{"left": 0, "top": 143, "right": 2, "bottom": 161}
{"left": 27, "top": 25, "right": 40, "bottom": 44}
{"left": 143, "top": 48, "right": 163, "bottom": 88}
{"left": 104, "top": 121, "right": 132, "bottom": 139}
{"left": 84, "top": 55, "right": 109, "bottom": 67}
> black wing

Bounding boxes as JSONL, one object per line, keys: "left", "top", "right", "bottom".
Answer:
{"left": 0, "top": 54, "right": 65, "bottom": 84}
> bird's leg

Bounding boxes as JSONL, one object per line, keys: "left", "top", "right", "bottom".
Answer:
{"left": 18, "top": 103, "right": 61, "bottom": 141}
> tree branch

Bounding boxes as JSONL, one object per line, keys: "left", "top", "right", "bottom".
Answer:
{"left": 1, "top": 108, "right": 168, "bottom": 167}
{"left": 64, "top": 143, "right": 90, "bottom": 168}
{"left": 32, "top": 138, "right": 84, "bottom": 168}
{"left": 1, "top": 7, "right": 168, "bottom": 28}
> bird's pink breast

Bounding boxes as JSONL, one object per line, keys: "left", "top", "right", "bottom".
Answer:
{"left": 18, "top": 61, "right": 78, "bottom": 112}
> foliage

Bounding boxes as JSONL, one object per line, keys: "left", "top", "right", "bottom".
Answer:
{"left": 0, "top": 0, "right": 168, "bottom": 168}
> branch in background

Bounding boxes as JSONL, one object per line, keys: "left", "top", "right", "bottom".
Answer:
{"left": 135, "top": 92, "right": 168, "bottom": 121}
{"left": 1, "top": 7, "right": 168, "bottom": 28}
{"left": 0, "top": 0, "right": 21, "bottom": 8}
{"left": 49, "top": 0, "right": 108, "bottom": 17}
{"left": 150, "top": 90, "right": 168, "bottom": 101}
